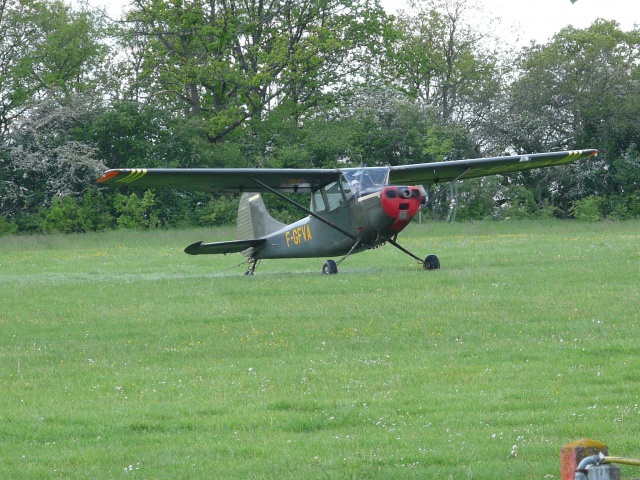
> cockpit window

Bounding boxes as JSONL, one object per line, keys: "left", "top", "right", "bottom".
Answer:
{"left": 311, "top": 167, "right": 390, "bottom": 212}
{"left": 342, "top": 167, "right": 389, "bottom": 194}
{"left": 312, "top": 181, "right": 344, "bottom": 212}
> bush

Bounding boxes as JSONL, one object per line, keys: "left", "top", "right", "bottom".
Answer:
{"left": 193, "top": 195, "right": 238, "bottom": 227}
{"left": 570, "top": 195, "right": 603, "bottom": 221}
{"left": 16, "top": 208, "right": 47, "bottom": 234}
{"left": 37, "top": 191, "right": 115, "bottom": 234}
{"left": 114, "top": 191, "right": 160, "bottom": 229}
{"left": 0, "top": 216, "right": 18, "bottom": 235}
{"left": 42, "top": 196, "right": 91, "bottom": 233}
{"left": 80, "top": 189, "right": 116, "bottom": 231}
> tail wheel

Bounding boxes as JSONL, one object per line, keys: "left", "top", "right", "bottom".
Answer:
{"left": 322, "top": 259, "right": 338, "bottom": 275}
{"left": 423, "top": 254, "right": 440, "bottom": 270}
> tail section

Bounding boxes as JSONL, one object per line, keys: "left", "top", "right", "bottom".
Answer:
{"left": 237, "top": 193, "right": 286, "bottom": 240}
{"left": 185, "top": 194, "right": 284, "bottom": 258}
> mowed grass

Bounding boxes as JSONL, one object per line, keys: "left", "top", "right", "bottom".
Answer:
{"left": 1, "top": 220, "right": 639, "bottom": 479}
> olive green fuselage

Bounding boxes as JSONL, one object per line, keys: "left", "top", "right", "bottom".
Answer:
{"left": 254, "top": 186, "right": 424, "bottom": 260}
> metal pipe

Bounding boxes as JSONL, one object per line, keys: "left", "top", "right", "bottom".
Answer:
{"left": 575, "top": 453, "right": 605, "bottom": 480}
{"left": 575, "top": 452, "right": 640, "bottom": 479}
{"left": 603, "top": 456, "right": 640, "bottom": 467}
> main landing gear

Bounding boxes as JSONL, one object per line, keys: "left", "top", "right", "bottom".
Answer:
{"left": 388, "top": 237, "right": 440, "bottom": 272}
{"left": 321, "top": 239, "right": 363, "bottom": 275}
{"left": 322, "top": 259, "right": 338, "bottom": 275}
{"left": 321, "top": 239, "right": 440, "bottom": 275}
{"left": 423, "top": 254, "right": 440, "bottom": 270}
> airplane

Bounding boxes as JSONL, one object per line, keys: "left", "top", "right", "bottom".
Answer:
{"left": 97, "top": 149, "right": 597, "bottom": 275}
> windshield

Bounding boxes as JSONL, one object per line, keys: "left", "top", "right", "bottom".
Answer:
{"left": 341, "top": 167, "right": 389, "bottom": 197}
{"left": 311, "top": 167, "right": 390, "bottom": 212}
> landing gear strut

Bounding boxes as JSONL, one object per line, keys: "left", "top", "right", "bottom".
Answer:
{"left": 244, "top": 256, "right": 260, "bottom": 276}
{"left": 321, "top": 239, "right": 362, "bottom": 275}
{"left": 388, "top": 237, "right": 440, "bottom": 271}
{"left": 322, "top": 238, "right": 440, "bottom": 274}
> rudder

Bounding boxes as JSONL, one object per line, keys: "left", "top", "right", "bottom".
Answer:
{"left": 237, "top": 193, "right": 286, "bottom": 240}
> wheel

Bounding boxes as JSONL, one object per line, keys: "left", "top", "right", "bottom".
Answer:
{"left": 322, "top": 259, "right": 338, "bottom": 275}
{"left": 423, "top": 254, "right": 440, "bottom": 270}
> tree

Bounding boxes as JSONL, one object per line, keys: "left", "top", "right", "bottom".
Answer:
{"left": 0, "top": 0, "right": 107, "bottom": 134}
{"left": 122, "top": 0, "right": 386, "bottom": 143}
{"left": 381, "top": 0, "right": 502, "bottom": 145}
{"left": 501, "top": 20, "right": 640, "bottom": 215}
{"left": 0, "top": 93, "right": 106, "bottom": 225}
{"left": 507, "top": 21, "right": 640, "bottom": 154}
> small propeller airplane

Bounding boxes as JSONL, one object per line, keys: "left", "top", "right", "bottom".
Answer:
{"left": 98, "top": 149, "right": 597, "bottom": 275}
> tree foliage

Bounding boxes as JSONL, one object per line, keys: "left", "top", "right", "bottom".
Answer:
{"left": 123, "top": 0, "right": 386, "bottom": 142}
{"left": 0, "top": 93, "right": 106, "bottom": 227}
{"left": 384, "top": 0, "right": 501, "bottom": 125}
{"left": 506, "top": 20, "right": 640, "bottom": 155}
{"left": 0, "top": 0, "right": 107, "bottom": 133}
{"left": 499, "top": 20, "right": 640, "bottom": 217}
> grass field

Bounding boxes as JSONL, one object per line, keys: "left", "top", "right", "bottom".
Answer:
{"left": 1, "top": 220, "right": 639, "bottom": 479}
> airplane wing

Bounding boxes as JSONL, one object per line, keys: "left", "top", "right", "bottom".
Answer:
{"left": 98, "top": 149, "right": 597, "bottom": 192}
{"left": 184, "top": 238, "right": 265, "bottom": 255}
{"left": 97, "top": 167, "right": 341, "bottom": 193}
{"left": 388, "top": 149, "right": 598, "bottom": 185}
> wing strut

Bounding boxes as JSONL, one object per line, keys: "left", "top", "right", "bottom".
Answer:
{"left": 422, "top": 167, "right": 470, "bottom": 210}
{"left": 249, "top": 177, "right": 357, "bottom": 241}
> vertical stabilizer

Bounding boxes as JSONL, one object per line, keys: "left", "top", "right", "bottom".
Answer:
{"left": 237, "top": 193, "right": 286, "bottom": 240}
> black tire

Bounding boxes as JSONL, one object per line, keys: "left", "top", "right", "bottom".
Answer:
{"left": 322, "top": 259, "right": 338, "bottom": 275}
{"left": 423, "top": 254, "right": 440, "bottom": 270}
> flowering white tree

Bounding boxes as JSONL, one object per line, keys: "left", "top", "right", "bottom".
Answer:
{"left": 1, "top": 93, "right": 105, "bottom": 218}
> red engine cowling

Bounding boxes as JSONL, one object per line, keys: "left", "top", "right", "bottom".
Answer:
{"left": 380, "top": 186, "right": 426, "bottom": 231}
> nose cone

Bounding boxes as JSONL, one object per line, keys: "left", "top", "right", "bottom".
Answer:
{"left": 380, "top": 186, "right": 425, "bottom": 231}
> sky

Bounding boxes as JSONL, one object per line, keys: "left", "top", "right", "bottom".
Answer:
{"left": 88, "top": 0, "right": 639, "bottom": 46}
{"left": 380, "top": 0, "right": 640, "bottom": 45}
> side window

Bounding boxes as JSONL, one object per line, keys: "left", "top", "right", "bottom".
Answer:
{"left": 311, "top": 179, "right": 351, "bottom": 213}
{"left": 311, "top": 183, "right": 343, "bottom": 212}
{"left": 312, "top": 190, "right": 326, "bottom": 212}
{"left": 325, "top": 182, "right": 344, "bottom": 211}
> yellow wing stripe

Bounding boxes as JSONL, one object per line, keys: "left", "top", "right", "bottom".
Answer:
{"left": 116, "top": 169, "right": 148, "bottom": 184}
{"left": 564, "top": 150, "right": 585, "bottom": 161}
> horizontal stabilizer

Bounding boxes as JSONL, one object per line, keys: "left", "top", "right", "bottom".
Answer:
{"left": 184, "top": 238, "right": 265, "bottom": 255}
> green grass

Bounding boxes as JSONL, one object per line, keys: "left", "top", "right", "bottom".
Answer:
{"left": 1, "top": 220, "right": 639, "bottom": 479}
